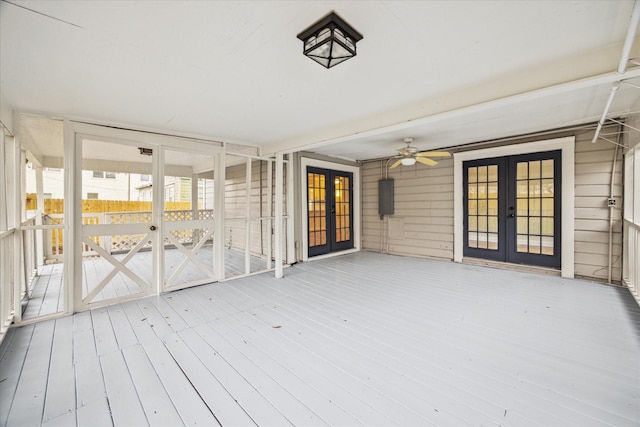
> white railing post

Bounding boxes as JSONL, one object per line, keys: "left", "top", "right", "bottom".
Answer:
{"left": 266, "top": 159, "right": 273, "bottom": 270}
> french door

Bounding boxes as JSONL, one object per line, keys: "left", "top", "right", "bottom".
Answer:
{"left": 463, "top": 150, "right": 561, "bottom": 268}
{"left": 307, "top": 167, "right": 353, "bottom": 257}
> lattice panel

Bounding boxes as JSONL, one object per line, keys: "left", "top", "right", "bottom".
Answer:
{"left": 164, "top": 210, "right": 193, "bottom": 222}
{"left": 108, "top": 212, "right": 152, "bottom": 225}
{"left": 110, "top": 234, "right": 153, "bottom": 252}
{"left": 198, "top": 210, "right": 214, "bottom": 220}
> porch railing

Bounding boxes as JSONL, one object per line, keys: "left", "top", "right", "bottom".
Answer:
{"left": 45, "top": 209, "right": 216, "bottom": 260}
{"left": 624, "top": 220, "right": 639, "bottom": 304}
{"left": 0, "top": 228, "right": 15, "bottom": 337}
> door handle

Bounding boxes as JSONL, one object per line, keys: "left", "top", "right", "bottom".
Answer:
{"left": 150, "top": 225, "right": 157, "bottom": 231}
{"left": 508, "top": 214, "right": 515, "bottom": 218}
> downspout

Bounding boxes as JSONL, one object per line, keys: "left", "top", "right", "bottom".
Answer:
{"left": 592, "top": 0, "right": 640, "bottom": 144}
{"left": 608, "top": 127, "right": 622, "bottom": 284}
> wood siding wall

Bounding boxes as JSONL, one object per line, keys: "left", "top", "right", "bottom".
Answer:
{"left": 362, "top": 159, "right": 454, "bottom": 260}
{"left": 361, "top": 128, "right": 623, "bottom": 282}
{"left": 574, "top": 129, "right": 623, "bottom": 282}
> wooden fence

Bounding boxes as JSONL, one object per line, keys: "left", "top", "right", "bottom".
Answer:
{"left": 25, "top": 194, "right": 191, "bottom": 213}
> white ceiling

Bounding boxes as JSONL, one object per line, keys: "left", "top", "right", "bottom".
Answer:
{"left": 2, "top": 0, "right": 640, "bottom": 162}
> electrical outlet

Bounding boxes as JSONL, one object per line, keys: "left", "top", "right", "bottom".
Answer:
{"left": 607, "top": 198, "right": 616, "bottom": 207}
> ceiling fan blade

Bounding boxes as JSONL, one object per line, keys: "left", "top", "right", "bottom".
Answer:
{"left": 416, "top": 151, "right": 451, "bottom": 157}
{"left": 416, "top": 157, "right": 438, "bottom": 166}
{"left": 397, "top": 148, "right": 410, "bottom": 155}
{"left": 390, "top": 159, "right": 403, "bottom": 169}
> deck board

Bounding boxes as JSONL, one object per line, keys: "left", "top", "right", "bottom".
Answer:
{"left": 5, "top": 321, "right": 54, "bottom": 427}
{"left": 2, "top": 251, "right": 640, "bottom": 426}
{"left": 41, "top": 316, "right": 75, "bottom": 424}
{"left": 140, "top": 338, "right": 220, "bottom": 426}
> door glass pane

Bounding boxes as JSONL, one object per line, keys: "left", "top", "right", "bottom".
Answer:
{"left": 516, "top": 162, "right": 528, "bottom": 180}
{"left": 517, "top": 217, "right": 527, "bottom": 234}
{"left": 541, "top": 179, "right": 554, "bottom": 197}
{"left": 529, "top": 236, "right": 541, "bottom": 254}
{"left": 468, "top": 232, "right": 478, "bottom": 248}
{"left": 529, "top": 161, "right": 541, "bottom": 179}
{"left": 488, "top": 216, "right": 498, "bottom": 233}
{"left": 488, "top": 165, "right": 498, "bottom": 182}
{"left": 541, "top": 236, "right": 554, "bottom": 255}
{"left": 478, "top": 166, "right": 487, "bottom": 182}
{"left": 334, "top": 175, "right": 351, "bottom": 243}
{"left": 308, "top": 172, "right": 327, "bottom": 247}
{"left": 488, "top": 199, "right": 498, "bottom": 215}
{"left": 542, "top": 198, "right": 554, "bottom": 216}
{"left": 487, "top": 233, "right": 498, "bottom": 250}
{"left": 465, "top": 162, "right": 499, "bottom": 251}
{"left": 516, "top": 234, "right": 528, "bottom": 252}
{"left": 468, "top": 216, "right": 477, "bottom": 231}
{"left": 516, "top": 157, "right": 555, "bottom": 257}
{"left": 541, "top": 160, "right": 554, "bottom": 178}
{"left": 468, "top": 167, "right": 477, "bottom": 183}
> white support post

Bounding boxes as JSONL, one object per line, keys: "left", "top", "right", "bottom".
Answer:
{"left": 275, "top": 153, "right": 284, "bottom": 278}
{"left": 0, "top": 131, "right": 6, "bottom": 231}
{"left": 214, "top": 151, "right": 226, "bottom": 281}
{"left": 35, "top": 166, "right": 44, "bottom": 267}
{"left": 191, "top": 171, "right": 199, "bottom": 219}
{"left": 10, "top": 136, "right": 22, "bottom": 322}
{"left": 245, "top": 158, "right": 252, "bottom": 275}
{"left": 65, "top": 122, "right": 81, "bottom": 315}
{"left": 286, "top": 154, "right": 295, "bottom": 265}
{"left": 266, "top": 159, "right": 273, "bottom": 269}
{"left": 0, "top": 131, "right": 7, "bottom": 331}
{"left": 191, "top": 170, "right": 200, "bottom": 266}
{"left": 153, "top": 147, "right": 164, "bottom": 295}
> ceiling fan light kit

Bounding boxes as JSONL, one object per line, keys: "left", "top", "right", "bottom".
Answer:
{"left": 389, "top": 137, "right": 451, "bottom": 169}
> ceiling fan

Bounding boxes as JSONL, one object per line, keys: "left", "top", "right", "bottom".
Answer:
{"left": 390, "top": 137, "right": 451, "bottom": 168}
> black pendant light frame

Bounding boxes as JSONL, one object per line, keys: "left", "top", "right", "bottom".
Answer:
{"left": 297, "top": 11, "right": 363, "bottom": 69}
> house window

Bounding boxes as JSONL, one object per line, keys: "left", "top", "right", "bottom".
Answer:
{"left": 140, "top": 174, "right": 150, "bottom": 181}
{"left": 44, "top": 193, "right": 52, "bottom": 199}
{"left": 87, "top": 192, "right": 99, "bottom": 200}
{"left": 165, "top": 184, "right": 175, "bottom": 202}
{"left": 93, "top": 171, "right": 116, "bottom": 179}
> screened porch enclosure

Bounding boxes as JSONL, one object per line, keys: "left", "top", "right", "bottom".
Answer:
{"left": 2, "top": 117, "right": 293, "bottom": 329}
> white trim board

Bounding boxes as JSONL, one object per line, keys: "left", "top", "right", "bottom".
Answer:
{"left": 300, "top": 157, "right": 361, "bottom": 263}
{"left": 453, "top": 136, "right": 575, "bottom": 278}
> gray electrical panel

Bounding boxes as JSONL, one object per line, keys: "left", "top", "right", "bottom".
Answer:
{"left": 378, "top": 179, "right": 394, "bottom": 216}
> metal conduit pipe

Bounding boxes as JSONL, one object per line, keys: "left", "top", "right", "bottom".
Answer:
{"left": 592, "top": 83, "right": 620, "bottom": 143}
{"left": 592, "top": 0, "right": 640, "bottom": 144}
{"left": 608, "top": 127, "right": 623, "bottom": 284}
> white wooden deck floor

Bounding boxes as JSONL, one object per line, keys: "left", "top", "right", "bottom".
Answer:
{"left": 2, "top": 251, "right": 639, "bottom": 426}
{"left": 22, "top": 246, "right": 268, "bottom": 321}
